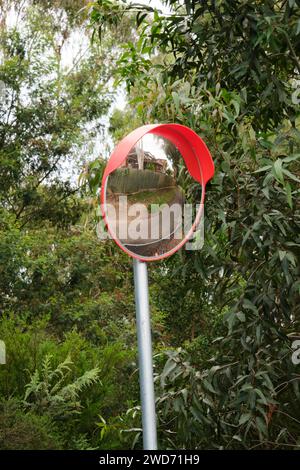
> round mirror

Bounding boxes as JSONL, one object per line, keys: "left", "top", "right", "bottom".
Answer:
{"left": 101, "top": 124, "right": 214, "bottom": 262}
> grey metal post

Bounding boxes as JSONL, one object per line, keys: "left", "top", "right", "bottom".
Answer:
{"left": 133, "top": 258, "right": 158, "bottom": 450}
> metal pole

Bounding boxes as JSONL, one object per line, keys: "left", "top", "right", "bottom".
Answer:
{"left": 133, "top": 258, "right": 158, "bottom": 450}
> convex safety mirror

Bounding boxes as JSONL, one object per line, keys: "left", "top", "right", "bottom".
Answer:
{"left": 101, "top": 124, "right": 214, "bottom": 262}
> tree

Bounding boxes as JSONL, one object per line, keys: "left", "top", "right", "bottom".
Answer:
{"left": 0, "top": 0, "right": 141, "bottom": 450}
{"left": 0, "top": 0, "right": 111, "bottom": 228}
{"left": 91, "top": 0, "right": 300, "bottom": 449}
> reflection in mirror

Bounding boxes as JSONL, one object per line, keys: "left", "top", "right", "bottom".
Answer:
{"left": 104, "top": 135, "right": 202, "bottom": 259}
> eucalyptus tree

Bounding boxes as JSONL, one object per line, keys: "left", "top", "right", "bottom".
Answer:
{"left": 90, "top": 0, "right": 300, "bottom": 449}
{"left": 0, "top": 0, "right": 113, "bottom": 228}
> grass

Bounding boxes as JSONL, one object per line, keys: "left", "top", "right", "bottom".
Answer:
{"left": 127, "top": 187, "right": 180, "bottom": 206}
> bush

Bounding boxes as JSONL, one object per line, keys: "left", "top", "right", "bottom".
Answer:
{"left": 0, "top": 399, "right": 62, "bottom": 450}
{"left": 0, "top": 314, "right": 138, "bottom": 448}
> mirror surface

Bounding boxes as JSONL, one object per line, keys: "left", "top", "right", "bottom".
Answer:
{"left": 104, "top": 135, "right": 203, "bottom": 259}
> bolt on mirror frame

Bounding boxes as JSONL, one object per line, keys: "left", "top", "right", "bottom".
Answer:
{"left": 100, "top": 123, "right": 215, "bottom": 262}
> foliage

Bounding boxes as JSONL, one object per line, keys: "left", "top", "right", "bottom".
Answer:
{"left": 0, "top": 398, "right": 62, "bottom": 450}
{"left": 91, "top": 0, "right": 300, "bottom": 449}
{"left": 0, "top": 220, "right": 136, "bottom": 341}
{"left": 0, "top": 0, "right": 299, "bottom": 451}
{"left": 109, "top": 107, "right": 143, "bottom": 144}
{"left": 24, "top": 354, "right": 100, "bottom": 418}
{"left": 155, "top": 342, "right": 300, "bottom": 449}
{"left": 0, "top": 313, "right": 138, "bottom": 448}
{"left": 0, "top": 0, "right": 145, "bottom": 451}
{"left": 0, "top": 0, "right": 111, "bottom": 229}
{"left": 116, "top": 0, "right": 300, "bottom": 130}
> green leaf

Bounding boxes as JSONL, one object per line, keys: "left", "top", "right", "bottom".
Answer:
{"left": 239, "top": 413, "right": 252, "bottom": 425}
{"left": 254, "top": 165, "right": 272, "bottom": 173}
{"left": 231, "top": 99, "right": 240, "bottom": 118}
{"left": 282, "top": 154, "right": 300, "bottom": 163}
{"left": 203, "top": 379, "right": 218, "bottom": 394}
{"left": 254, "top": 388, "right": 268, "bottom": 405}
{"left": 243, "top": 299, "right": 258, "bottom": 313}
{"left": 136, "top": 12, "right": 148, "bottom": 27}
{"left": 171, "top": 91, "right": 180, "bottom": 112}
{"left": 161, "top": 359, "right": 177, "bottom": 386}
{"left": 282, "top": 168, "right": 300, "bottom": 183}
{"left": 285, "top": 182, "right": 293, "bottom": 209}
{"left": 278, "top": 250, "right": 286, "bottom": 261}
{"left": 237, "top": 312, "right": 246, "bottom": 322}
{"left": 255, "top": 416, "right": 268, "bottom": 438}
{"left": 273, "top": 159, "right": 284, "bottom": 184}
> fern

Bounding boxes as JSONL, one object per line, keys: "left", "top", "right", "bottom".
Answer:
{"left": 23, "top": 354, "right": 101, "bottom": 418}
{"left": 57, "top": 368, "right": 100, "bottom": 402}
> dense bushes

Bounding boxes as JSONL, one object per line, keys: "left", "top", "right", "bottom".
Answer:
{"left": 0, "top": 310, "right": 138, "bottom": 449}
{"left": 90, "top": 0, "right": 300, "bottom": 449}
{"left": 0, "top": 399, "right": 62, "bottom": 450}
{"left": 1, "top": 0, "right": 299, "bottom": 450}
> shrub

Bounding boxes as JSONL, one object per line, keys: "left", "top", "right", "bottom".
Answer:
{"left": 0, "top": 398, "right": 62, "bottom": 450}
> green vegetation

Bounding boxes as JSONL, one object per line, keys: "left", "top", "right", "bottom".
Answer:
{"left": 107, "top": 168, "right": 181, "bottom": 207}
{"left": 0, "top": 0, "right": 300, "bottom": 450}
{"left": 127, "top": 187, "right": 180, "bottom": 206}
{"left": 108, "top": 168, "right": 176, "bottom": 194}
